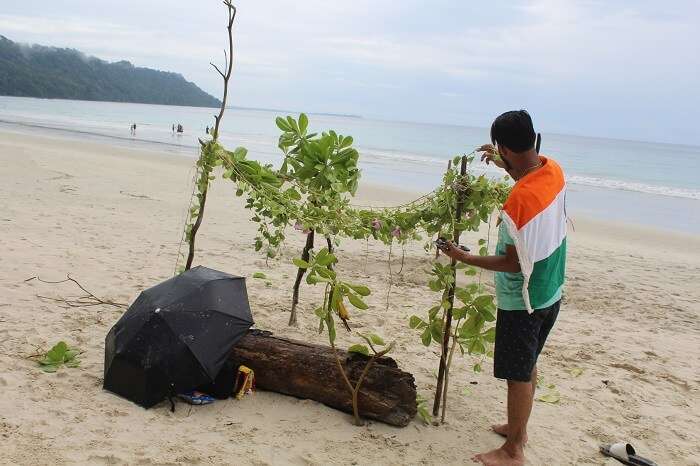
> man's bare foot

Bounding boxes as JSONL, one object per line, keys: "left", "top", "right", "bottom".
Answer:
{"left": 472, "top": 445, "right": 525, "bottom": 466}
{"left": 491, "top": 424, "right": 528, "bottom": 443}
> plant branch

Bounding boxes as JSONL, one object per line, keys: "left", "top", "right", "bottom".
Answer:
{"left": 185, "top": 1, "right": 237, "bottom": 271}
{"left": 25, "top": 275, "right": 127, "bottom": 309}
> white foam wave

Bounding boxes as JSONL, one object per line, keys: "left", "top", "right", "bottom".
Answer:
{"left": 360, "top": 147, "right": 699, "bottom": 201}
{"left": 566, "top": 176, "right": 699, "bottom": 200}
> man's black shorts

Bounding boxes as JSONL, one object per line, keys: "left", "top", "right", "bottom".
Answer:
{"left": 493, "top": 300, "right": 560, "bottom": 382}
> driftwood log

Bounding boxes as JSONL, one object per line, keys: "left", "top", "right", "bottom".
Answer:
{"left": 229, "top": 331, "right": 417, "bottom": 427}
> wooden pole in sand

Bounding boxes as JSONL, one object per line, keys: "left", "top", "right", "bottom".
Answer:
{"left": 432, "top": 155, "right": 468, "bottom": 417}
{"left": 185, "top": 2, "right": 237, "bottom": 271}
{"left": 435, "top": 159, "right": 452, "bottom": 260}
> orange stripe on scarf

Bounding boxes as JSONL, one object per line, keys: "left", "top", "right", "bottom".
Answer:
{"left": 502, "top": 157, "right": 565, "bottom": 229}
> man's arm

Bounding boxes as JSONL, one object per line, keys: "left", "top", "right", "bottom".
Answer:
{"left": 441, "top": 241, "right": 521, "bottom": 273}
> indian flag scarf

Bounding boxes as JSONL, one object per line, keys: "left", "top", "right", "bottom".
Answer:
{"left": 500, "top": 157, "right": 567, "bottom": 313}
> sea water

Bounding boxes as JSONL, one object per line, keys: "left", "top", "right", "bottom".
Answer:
{"left": 0, "top": 96, "right": 697, "bottom": 234}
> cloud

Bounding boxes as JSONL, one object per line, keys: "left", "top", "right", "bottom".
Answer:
{"left": 1, "top": 0, "right": 698, "bottom": 143}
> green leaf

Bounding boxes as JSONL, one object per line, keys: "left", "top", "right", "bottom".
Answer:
{"left": 428, "top": 305, "right": 441, "bottom": 320}
{"left": 537, "top": 392, "right": 560, "bottom": 404}
{"left": 314, "top": 307, "right": 327, "bottom": 319}
{"left": 348, "top": 344, "right": 369, "bottom": 356}
{"left": 409, "top": 315, "right": 426, "bottom": 329}
{"left": 452, "top": 306, "right": 467, "bottom": 320}
{"left": 482, "top": 327, "right": 496, "bottom": 343}
{"left": 473, "top": 363, "right": 482, "bottom": 373}
{"left": 468, "top": 338, "right": 486, "bottom": 355}
{"left": 327, "top": 315, "right": 336, "bottom": 344}
{"left": 428, "top": 279, "right": 443, "bottom": 292}
{"left": 347, "top": 284, "right": 370, "bottom": 297}
{"left": 479, "top": 307, "right": 496, "bottom": 322}
{"left": 284, "top": 188, "right": 301, "bottom": 200}
{"left": 316, "top": 253, "right": 336, "bottom": 267}
{"left": 41, "top": 364, "right": 58, "bottom": 373}
{"left": 570, "top": 367, "right": 584, "bottom": 377}
{"left": 464, "top": 267, "right": 477, "bottom": 276}
{"left": 420, "top": 327, "right": 432, "bottom": 346}
{"left": 473, "top": 295, "right": 494, "bottom": 309}
{"left": 315, "top": 266, "right": 335, "bottom": 280}
{"left": 252, "top": 272, "right": 267, "bottom": 279}
{"left": 430, "top": 319, "right": 443, "bottom": 342}
{"left": 368, "top": 333, "right": 385, "bottom": 346}
{"left": 45, "top": 341, "right": 68, "bottom": 363}
{"left": 293, "top": 259, "right": 310, "bottom": 269}
{"left": 275, "top": 117, "right": 291, "bottom": 131}
{"left": 298, "top": 113, "right": 309, "bottom": 134}
{"left": 347, "top": 293, "right": 368, "bottom": 310}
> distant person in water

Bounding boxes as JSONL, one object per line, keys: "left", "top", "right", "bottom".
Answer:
{"left": 172, "top": 124, "right": 175, "bottom": 134}
{"left": 205, "top": 126, "right": 209, "bottom": 134}
{"left": 438, "top": 110, "right": 567, "bottom": 466}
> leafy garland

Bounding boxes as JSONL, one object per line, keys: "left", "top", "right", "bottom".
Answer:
{"left": 178, "top": 114, "right": 511, "bottom": 424}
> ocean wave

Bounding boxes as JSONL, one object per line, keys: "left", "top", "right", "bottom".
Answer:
{"left": 359, "top": 147, "right": 699, "bottom": 201}
{"left": 566, "top": 176, "right": 699, "bottom": 200}
{"left": 2, "top": 116, "right": 697, "bottom": 202}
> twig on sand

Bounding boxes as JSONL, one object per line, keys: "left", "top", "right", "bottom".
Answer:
{"left": 25, "top": 275, "right": 128, "bottom": 309}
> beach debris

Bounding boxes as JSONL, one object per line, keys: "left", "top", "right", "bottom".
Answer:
{"left": 536, "top": 391, "right": 561, "bottom": 404}
{"left": 600, "top": 442, "right": 658, "bottom": 466}
{"left": 228, "top": 331, "right": 416, "bottom": 427}
{"left": 25, "top": 275, "right": 127, "bottom": 309}
{"left": 37, "top": 341, "right": 80, "bottom": 373}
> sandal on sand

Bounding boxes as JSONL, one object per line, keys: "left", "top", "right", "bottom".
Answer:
{"left": 600, "top": 443, "right": 657, "bottom": 466}
{"left": 178, "top": 391, "right": 215, "bottom": 405}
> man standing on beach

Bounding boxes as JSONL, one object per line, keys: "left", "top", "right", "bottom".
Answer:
{"left": 439, "top": 110, "right": 567, "bottom": 466}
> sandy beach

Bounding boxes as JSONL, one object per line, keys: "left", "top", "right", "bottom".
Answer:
{"left": 1, "top": 129, "right": 698, "bottom": 465}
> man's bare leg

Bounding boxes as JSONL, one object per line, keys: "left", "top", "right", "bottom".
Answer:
{"left": 474, "top": 368, "right": 536, "bottom": 465}
{"left": 491, "top": 366, "right": 537, "bottom": 442}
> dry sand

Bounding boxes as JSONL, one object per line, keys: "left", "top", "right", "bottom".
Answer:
{"left": 1, "top": 130, "right": 698, "bottom": 465}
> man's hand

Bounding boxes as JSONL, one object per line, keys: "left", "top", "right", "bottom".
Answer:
{"left": 439, "top": 239, "right": 521, "bottom": 273}
{"left": 477, "top": 144, "right": 506, "bottom": 169}
{"left": 439, "top": 240, "right": 469, "bottom": 262}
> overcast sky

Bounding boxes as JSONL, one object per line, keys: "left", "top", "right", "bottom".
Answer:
{"left": 1, "top": 0, "right": 699, "bottom": 144}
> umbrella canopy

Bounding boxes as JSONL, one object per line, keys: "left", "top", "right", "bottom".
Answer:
{"left": 104, "top": 266, "right": 254, "bottom": 408}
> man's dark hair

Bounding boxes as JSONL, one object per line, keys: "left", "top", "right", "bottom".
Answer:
{"left": 490, "top": 110, "right": 536, "bottom": 153}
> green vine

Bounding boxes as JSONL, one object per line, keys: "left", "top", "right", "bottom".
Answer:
{"left": 179, "top": 113, "right": 510, "bottom": 424}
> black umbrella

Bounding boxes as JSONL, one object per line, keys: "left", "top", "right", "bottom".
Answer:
{"left": 104, "top": 266, "right": 254, "bottom": 408}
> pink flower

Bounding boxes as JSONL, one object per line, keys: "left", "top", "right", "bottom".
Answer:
{"left": 391, "top": 226, "right": 401, "bottom": 238}
{"left": 371, "top": 219, "right": 382, "bottom": 230}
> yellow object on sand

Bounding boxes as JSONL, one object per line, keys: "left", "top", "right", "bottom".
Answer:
{"left": 235, "top": 365, "right": 255, "bottom": 400}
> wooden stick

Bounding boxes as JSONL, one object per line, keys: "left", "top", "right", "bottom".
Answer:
{"left": 185, "top": 2, "right": 237, "bottom": 271}
{"left": 289, "top": 229, "right": 315, "bottom": 326}
{"left": 435, "top": 159, "right": 452, "bottom": 260}
{"left": 432, "top": 155, "right": 468, "bottom": 418}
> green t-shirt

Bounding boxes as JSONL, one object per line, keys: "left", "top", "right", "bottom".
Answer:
{"left": 495, "top": 221, "right": 563, "bottom": 311}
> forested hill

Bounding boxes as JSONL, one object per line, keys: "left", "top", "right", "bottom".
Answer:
{"left": 0, "top": 35, "right": 221, "bottom": 108}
